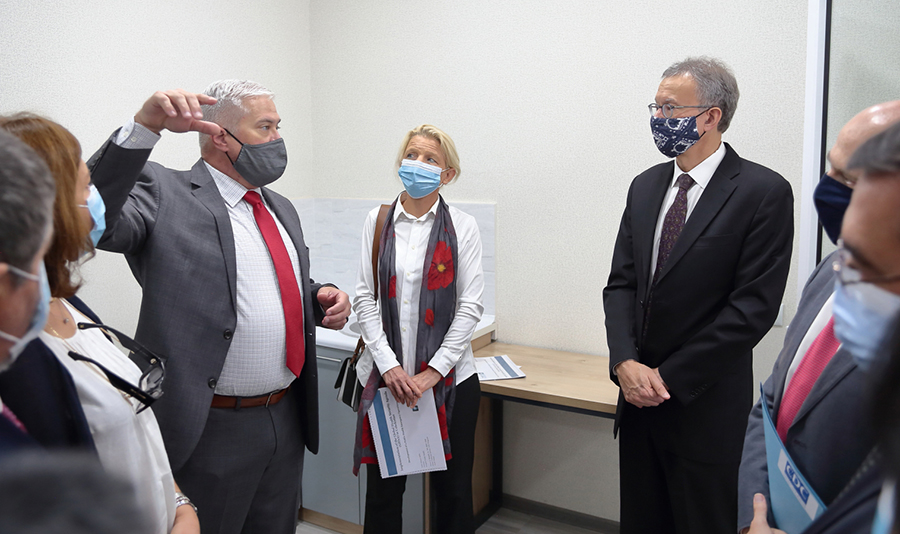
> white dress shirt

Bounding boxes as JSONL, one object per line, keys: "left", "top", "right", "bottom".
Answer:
{"left": 649, "top": 141, "right": 727, "bottom": 283}
{"left": 42, "top": 300, "right": 175, "bottom": 534}
{"left": 353, "top": 197, "right": 485, "bottom": 385}
{"left": 113, "top": 120, "right": 300, "bottom": 396}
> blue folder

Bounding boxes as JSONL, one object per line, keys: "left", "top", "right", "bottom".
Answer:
{"left": 761, "top": 384, "right": 826, "bottom": 534}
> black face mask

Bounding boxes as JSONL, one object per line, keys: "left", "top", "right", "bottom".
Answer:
{"left": 225, "top": 129, "right": 288, "bottom": 187}
{"left": 813, "top": 172, "right": 853, "bottom": 244}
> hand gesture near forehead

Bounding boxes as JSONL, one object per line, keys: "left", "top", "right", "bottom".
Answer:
{"left": 135, "top": 89, "right": 221, "bottom": 136}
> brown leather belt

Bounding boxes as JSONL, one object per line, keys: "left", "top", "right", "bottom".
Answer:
{"left": 211, "top": 386, "right": 290, "bottom": 409}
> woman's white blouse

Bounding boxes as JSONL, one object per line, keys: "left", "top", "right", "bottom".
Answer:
{"left": 41, "top": 300, "right": 175, "bottom": 534}
{"left": 353, "top": 198, "right": 485, "bottom": 385}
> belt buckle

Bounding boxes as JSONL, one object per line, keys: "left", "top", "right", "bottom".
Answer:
{"left": 265, "top": 390, "right": 276, "bottom": 408}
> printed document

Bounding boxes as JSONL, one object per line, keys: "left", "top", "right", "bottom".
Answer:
{"left": 475, "top": 355, "right": 526, "bottom": 381}
{"left": 368, "top": 388, "right": 447, "bottom": 478}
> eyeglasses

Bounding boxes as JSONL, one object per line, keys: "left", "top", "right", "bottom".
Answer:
{"left": 72, "top": 322, "right": 166, "bottom": 413}
{"left": 833, "top": 244, "right": 900, "bottom": 287}
{"left": 648, "top": 103, "right": 712, "bottom": 119}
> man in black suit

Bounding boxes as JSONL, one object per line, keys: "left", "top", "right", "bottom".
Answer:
{"left": 0, "top": 129, "right": 55, "bottom": 452}
{"left": 603, "top": 57, "right": 793, "bottom": 534}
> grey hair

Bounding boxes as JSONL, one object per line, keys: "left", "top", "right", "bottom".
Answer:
{"left": 848, "top": 121, "right": 900, "bottom": 175}
{"left": 0, "top": 452, "right": 154, "bottom": 534}
{"left": 0, "top": 128, "right": 55, "bottom": 271}
{"left": 663, "top": 56, "right": 740, "bottom": 133}
{"left": 198, "top": 80, "right": 275, "bottom": 150}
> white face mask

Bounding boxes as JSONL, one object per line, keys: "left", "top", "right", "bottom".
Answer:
{"left": 0, "top": 263, "right": 50, "bottom": 371}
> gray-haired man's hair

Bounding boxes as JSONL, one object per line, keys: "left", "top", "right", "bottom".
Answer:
{"left": 848, "top": 121, "right": 900, "bottom": 176}
{"left": 198, "top": 80, "right": 275, "bottom": 150}
{"left": 663, "top": 56, "right": 740, "bottom": 133}
{"left": 0, "top": 128, "right": 55, "bottom": 271}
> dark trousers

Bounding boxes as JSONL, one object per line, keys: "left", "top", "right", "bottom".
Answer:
{"left": 364, "top": 375, "right": 481, "bottom": 534}
{"left": 618, "top": 408, "right": 739, "bottom": 534}
{"left": 174, "top": 386, "right": 305, "bottom": 534}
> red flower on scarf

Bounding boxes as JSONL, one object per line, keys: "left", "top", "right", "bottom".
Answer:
{"left": 427, "top": 241, "right": 454, "bottom": 290}
{"left": 388, "top": 275, "right": 396, "bottom": 298}
{"left": 425, "top": 309, "right": 434, "bottom": 326}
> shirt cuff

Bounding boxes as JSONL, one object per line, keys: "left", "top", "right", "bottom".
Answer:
{"left": 114, "top": 118, "right": 161, "bottom": 149}
{"left": 427, "top": 347, "right": 457, "bottom": 377}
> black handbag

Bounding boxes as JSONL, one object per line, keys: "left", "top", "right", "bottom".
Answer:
{"left": 334, "top": 204, "right": 390, "bottom": 411}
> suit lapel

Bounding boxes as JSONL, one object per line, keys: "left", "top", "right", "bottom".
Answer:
{"left": 190, "top": 160, "right": 238, "bottom": 311}
{"left": 655, "top": 144, "right": 739, "bottom": 284}
{"left": 791, "top": 348, "right": 856, "bottom": 426}
{"left": 773, "top": 260, "right": 837, "bottom": 415}
{"left": 635, "top": 163, "right": 673, "bottom": 300}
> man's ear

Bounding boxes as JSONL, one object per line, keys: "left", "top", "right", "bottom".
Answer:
{"left": 211, "top": 129, "right": 230, "bottom": 152}
{"left": 703, "top": 107, "right": 723, "bottom": 133}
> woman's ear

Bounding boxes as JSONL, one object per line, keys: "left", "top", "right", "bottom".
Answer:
{"left": 442, "top": 168, "right": 457, "bottom": 184}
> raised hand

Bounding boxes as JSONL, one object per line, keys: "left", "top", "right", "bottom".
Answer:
{"left": 134, "top": 89, "right": 221, "bottom": 136}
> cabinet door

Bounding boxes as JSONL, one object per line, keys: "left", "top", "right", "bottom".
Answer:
{"left": 303, "top": 347, "right": 364, "bottom": 523}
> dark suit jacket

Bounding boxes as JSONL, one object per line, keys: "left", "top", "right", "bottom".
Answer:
{"left": 799, "top": 454, "right": 882, "bottom": 534}
{"left": 603, "top": 143, "right": 794, "bottom": 463}
{"left": 737, "top": 252, "right": 875, "bottom": 531}
{"left": 0, "top": 296, "right": 96, "bottom": 452}
{"left": 89, "top": 136, "right": 326, "bottom": 471}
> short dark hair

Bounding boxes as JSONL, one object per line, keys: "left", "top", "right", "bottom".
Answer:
{"left": 0, "top": 129, "right": 55, "bottom": 271}
{"left": 848, "top": 120, "right": 900, "bottom": 175}
{"left": 0, "top": 451, "right": 154, "bottom": 534}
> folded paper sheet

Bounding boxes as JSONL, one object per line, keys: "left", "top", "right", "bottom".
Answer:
{"left": 475, "top": 355, "right": 526, "bottom": 381}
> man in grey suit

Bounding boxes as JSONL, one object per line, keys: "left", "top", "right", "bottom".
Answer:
{"left": 737, "top": 101, "right": 900, "bottom": 533}
{"left": 90, "top": 83, "right": 351, "bottom": 534}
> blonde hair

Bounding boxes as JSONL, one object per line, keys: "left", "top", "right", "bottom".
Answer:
{"left": 395, "top": 124, "right": 461, "bottom": 182}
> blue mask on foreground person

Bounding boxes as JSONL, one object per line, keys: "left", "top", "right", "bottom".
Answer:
{"left": 79, "top": 184, "right": 106, "bottom": 246}
{"left": 398, "top": 159, "right": 445, "bottom": 199}
{"left": 833, "top": 279, "right": 900, "bottom": 372}
{"left": 650, "top": 112, "right": 707, "bottom": 158}
{"left": 814, "top": 173, "right": 853, "bottom": 245}
{"left": 0, "top": 263, "right": 50, "bottom": 368}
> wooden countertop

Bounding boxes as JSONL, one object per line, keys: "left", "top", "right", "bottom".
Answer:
{"left": 473, "top": 342, "right": 620, "bottom": 416}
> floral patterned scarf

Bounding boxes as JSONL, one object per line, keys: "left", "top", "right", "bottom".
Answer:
{"left": 353, "top": 195, "right": 458, "bottom": 475}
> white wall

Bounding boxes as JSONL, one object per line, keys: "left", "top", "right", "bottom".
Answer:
{"left": 1, "top": 0, "right": 810, "bottom": 523}
{"left": 306, "top": 0, "right": 808, "bottom": 519}
{"left": 0, "top": 0, "right": 313, "bottom": 335}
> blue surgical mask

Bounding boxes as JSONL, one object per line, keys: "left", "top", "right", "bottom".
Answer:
{"left": 79, "top": 184, "right": 106, "bottom": 246}
{"left": 650, "top": 112, "right": 706, "bottom": 158}
{"left": 813, "top": 173, "right": 852, "bottom": 245}
{"left": 0, "top": 262, "right": 50, "bottom": 369}
{"left": 833, "top": 280, "right": 900, "bottom": 372}
{"left": 398, "top": 160, "right": 445, "bottom": 199}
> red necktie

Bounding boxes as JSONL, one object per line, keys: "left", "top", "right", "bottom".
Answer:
{"left": 2, "top": 405, "right": 28, "bottom": 434}
{"left": 243, "top": 191, "right": 305, "bottom": 376}
{"left": 776, "top": 316, "right": 840, "bottom": 442}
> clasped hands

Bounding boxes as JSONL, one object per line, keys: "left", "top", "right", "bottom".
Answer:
{"left": 382, "top": 366, "right": 443, "bottom": 408}
{"left": 616, "top": 360, "right": 670, "bottom": 407}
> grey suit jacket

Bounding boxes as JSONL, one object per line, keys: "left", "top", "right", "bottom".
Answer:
{"left": 736, "top": 251, "right": 876, "bottom": 531}
{"left": 89, "top": 137, "right": 325, "bottom": 471}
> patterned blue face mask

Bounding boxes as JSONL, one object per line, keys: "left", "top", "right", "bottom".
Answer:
{"left": 79, "top": 184, "right": 106, "bottom": 246}
{"left": 650, "top": 112, "right": 707, "bottom": 158}
{"left": 398, "top": 160, "right": 446, "bottom": 199}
